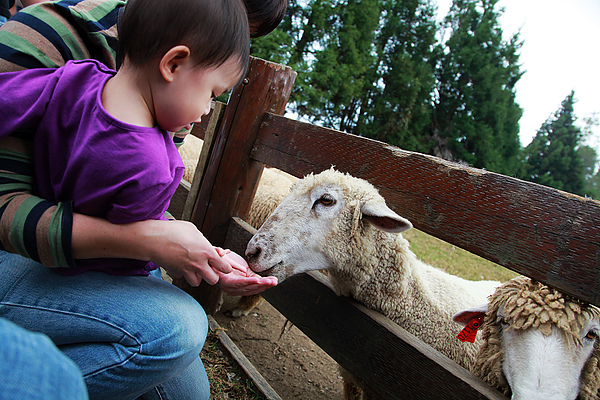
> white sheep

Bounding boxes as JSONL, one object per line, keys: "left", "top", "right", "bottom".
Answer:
{"left": 245, "top": 168, "right": 500, "bottom": 398}
{"left": 454, "top": 276, "right": 600, "bottom": 400}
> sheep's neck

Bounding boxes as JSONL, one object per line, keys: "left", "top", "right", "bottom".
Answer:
{"left": 331, "top": 236, "right": 481, "bottom": 370}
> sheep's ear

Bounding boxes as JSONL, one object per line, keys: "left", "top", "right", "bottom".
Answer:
{"left": 361, "top": 201, "right": 412, "bottom": 233}
{"left": 452, "top": 304, "right": 488, "bottom": 326}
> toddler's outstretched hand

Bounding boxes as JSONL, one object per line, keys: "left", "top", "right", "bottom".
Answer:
{"left": 215, "top": 248, "right": 278, "bottom": 296}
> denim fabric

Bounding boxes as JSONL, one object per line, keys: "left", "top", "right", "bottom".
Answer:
{"left": 0, "top": 317, "right": 88, "bottom": 399}
{"left": 0, "top": 251, "right": 210, "bottom": 400}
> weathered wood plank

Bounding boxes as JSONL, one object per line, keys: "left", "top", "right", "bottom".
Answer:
{"left": 185, "top": 57, "right": 296, "bottom": 315}
{"left": 181, "top": 101, "right": 226, "bottom": 221}
{"left": 191, "top": 59, "right": 296, "bottom": 241}
{"left": 252, "top": 113, "right": 600, "bottom": 306}
{"left": 189, "top": 107, "right": 213, "bottom": 140}
{"left": 224, "top": 217, "right": 507, "bottom": 400}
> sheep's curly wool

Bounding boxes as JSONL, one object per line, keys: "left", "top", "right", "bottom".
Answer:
{"left": 475, "top": 276, "right": 600, "bottom": 399}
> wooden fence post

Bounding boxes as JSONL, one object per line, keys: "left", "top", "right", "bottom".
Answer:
{"left": 176, "top": 57, "right": 296, "bottom": 314}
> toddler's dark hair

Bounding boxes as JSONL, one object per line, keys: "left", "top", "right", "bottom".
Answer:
{"left": 117, "top": 0, "right": 249, "bottom": 77}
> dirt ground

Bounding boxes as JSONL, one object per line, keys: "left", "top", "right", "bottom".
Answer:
{"left": 213, "top": 293, "right": 345, "bottom": 400}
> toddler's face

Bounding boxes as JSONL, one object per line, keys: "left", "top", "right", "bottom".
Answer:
{"left": 156, "top": 57, "right": 244, "bottom": 133}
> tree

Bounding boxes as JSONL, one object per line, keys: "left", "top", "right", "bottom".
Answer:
{"left": 251, "top": 0, "right": 524, "bottom": 173}
{"left": 289, "top": 0, "right": 382, "bottom": 131}
{"left": 521, "top": 91, "right": 586, "bottom": 195}
{"left": 577, "top": 144, "right": 600, "bottom": 198}
{"left": 355, "top": 0, "right": 439, "bottom": 153}
{"left": 251, "top": 0, "right": 438, "bottom": 150}
{"left": 429, "top": 0, "right": 523, "bottom": 175}
{"left": 250, "top": 0, "right": 306, "bottom": 65}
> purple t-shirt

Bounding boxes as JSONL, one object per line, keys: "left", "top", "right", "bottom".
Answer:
{"left": 0, "top": 59, "right": 185, "bottom": 275}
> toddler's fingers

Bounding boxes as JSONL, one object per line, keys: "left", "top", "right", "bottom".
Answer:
{"left": 214, "top": 247, "right": 231, "bottom": 257}
{"left": 261, "top": 276, "right": 278, "bottom": 286}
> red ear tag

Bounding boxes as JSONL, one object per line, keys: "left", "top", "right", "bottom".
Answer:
{"left": 457, "top": 316, "right": 484, "bottom": 343}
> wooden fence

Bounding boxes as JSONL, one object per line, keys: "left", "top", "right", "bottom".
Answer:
{"left": 169, "top": 56, "right": 600, "bottom": 399}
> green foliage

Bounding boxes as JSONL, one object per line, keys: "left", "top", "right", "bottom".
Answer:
{"left": 521, "top": 91, "right": 586, "bottom": 195}
{"left": 431, "top": 0, "right": 523, "bottom": 175}
{"left": 578, "top": 144, "right": 600, "bottom": 198}
{"left": 356, "top": 0, "right": 439, "bottom": 153}
{"left": 290, "top": 0, "right": 382, "bottom": 130}
{"left": 250, "top": 0, "right": 596, "bottom": 195}
{"left": 251, "top": 29, "right": 294, "bottom": 65}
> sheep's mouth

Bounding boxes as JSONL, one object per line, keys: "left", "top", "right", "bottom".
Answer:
{"left": 258, "top": 261, "right": 284, "bottom": 277}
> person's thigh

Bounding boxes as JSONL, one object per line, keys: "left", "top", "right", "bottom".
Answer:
{"left": 0, "top": 317, "right": 88, "bottom": 400}
{"left": 0, "top": 251, "right": 209, "bottom": 400}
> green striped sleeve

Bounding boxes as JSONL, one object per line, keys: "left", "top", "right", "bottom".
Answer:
{"left": 0, "top": 142, "right": 75, "bottom": 268}
{"left": 48, "top": 201, "right": 74, "bottom": 268}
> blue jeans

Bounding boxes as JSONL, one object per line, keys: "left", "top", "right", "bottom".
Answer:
{"left": 0, "top": 251, "right": 210, "bottom": 400}
{"left": 0, "top": 317, "right": 88, "bottom": 399}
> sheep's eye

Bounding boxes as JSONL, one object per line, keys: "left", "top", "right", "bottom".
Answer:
{"left": 318, "top": 194, "right": 335, "bottom": 206}
{"left": 585, "top": 330, "right": 597, "bottom": 340}
{"left": 313, "top": 194, "right": 335, "bottom": 209}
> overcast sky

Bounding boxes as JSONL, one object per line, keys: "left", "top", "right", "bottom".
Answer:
{"left": 436, "top": 0, "right": 600, "bottom": 148}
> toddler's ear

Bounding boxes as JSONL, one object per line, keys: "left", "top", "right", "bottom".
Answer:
{"left": 159, "top": 45, "right": 191, "bottom": 82}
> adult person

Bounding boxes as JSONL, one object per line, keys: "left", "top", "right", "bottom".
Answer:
{"left": 0, "top": 0, "right": 287, "bottom": 398}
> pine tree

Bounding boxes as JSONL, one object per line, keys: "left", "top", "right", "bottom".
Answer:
{"left": 288, "top": 0, "right": 382, "bottom": 130}
{"left": 251, "top": 0, "right": 438, "bottom": 148}
{"left": 430, "top": 0, "right": 523, "bottom": 175}
{"left": 355, "top": 0, "right": 439, "bottom": 153}
{"left": 250, "top": 0, "right": 524, "bottom": 173}
{"left": 521, "top": 91, "right": 586, "bottom": 195}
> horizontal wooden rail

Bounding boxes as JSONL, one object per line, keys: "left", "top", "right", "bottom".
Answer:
{"left": 224, "top": 217, "right": 507, "bottom": 400}
{"left": 251, "top": 113, "right": 600, "bottom": 307}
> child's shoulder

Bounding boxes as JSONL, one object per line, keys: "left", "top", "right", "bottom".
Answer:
{"left": 54, "top": 60, "right": 116, "bottom": 91}
{"left": 66, "top": 59, "right": 116, "bottom": 74}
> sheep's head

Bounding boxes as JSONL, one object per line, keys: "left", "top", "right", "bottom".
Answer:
{"left": 454, "top": 276, "right": 600, "bottom": 400}
{"left": 245, "top": 168, "right": 411, "bottom": 283}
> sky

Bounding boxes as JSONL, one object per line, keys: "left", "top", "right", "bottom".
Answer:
{"left": 436, "top": 0, "right": 600, "bottom": 148}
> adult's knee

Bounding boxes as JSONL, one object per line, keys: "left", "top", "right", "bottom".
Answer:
{"left": 149, "top": 286, "right": 209, "bottom": 368}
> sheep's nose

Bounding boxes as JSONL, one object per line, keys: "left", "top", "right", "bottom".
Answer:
{"left": 245, "top": 245, "right": 261, "bottom": 264}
